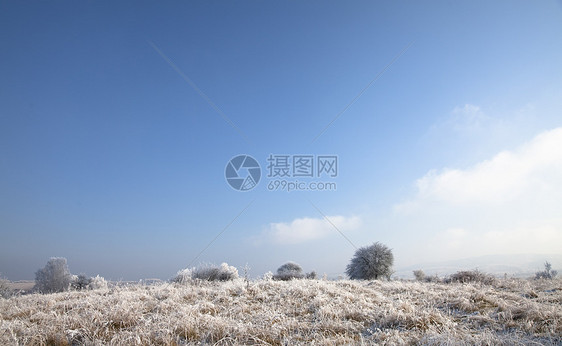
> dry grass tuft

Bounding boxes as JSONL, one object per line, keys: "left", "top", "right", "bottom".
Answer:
{"left": 1, "top": 277, "right": 560, "bottom": 345}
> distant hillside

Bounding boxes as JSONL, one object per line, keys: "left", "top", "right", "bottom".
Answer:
{"left": 395, "top": 253, "right": 562, "bottom": 279}
{"left": 6, "top": 280, "right": 34, "bottom": 292}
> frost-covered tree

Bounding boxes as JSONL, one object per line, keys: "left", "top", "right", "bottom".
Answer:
{"left": 0, "top": 276, "right": 13, "bottom": 298}
{"left": 35, "top": 257, "right": 72, "bottom": 293}
{"left": 346, "top": 242, "right": 394, "bottom": 280}
{"left": 413, "top": 270, "right": 425, "bottom": 281}
{"left": 274, "top": 261, "right": 304, "bottom": 280}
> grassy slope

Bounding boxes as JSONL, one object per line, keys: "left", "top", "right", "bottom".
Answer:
{"left": 1, "top": 278, "right": 561, "bottom": 345}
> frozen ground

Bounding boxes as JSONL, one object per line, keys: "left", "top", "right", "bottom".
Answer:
{"left": 1, "top": 278, "right": 560, "bottom": 345}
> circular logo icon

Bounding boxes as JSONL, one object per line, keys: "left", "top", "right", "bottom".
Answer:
{"left": 225, "top": 155, "right": 261, "bottom": 191}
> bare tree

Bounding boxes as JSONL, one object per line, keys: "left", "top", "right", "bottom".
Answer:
{"left": 346, "top": 242, "right": 394, "bottom": 280}
{"left": 35, "top": 257, "right": 72, "bottom": 293}
{"left": 535, "top": 261, "right": 558, "bottom": 280}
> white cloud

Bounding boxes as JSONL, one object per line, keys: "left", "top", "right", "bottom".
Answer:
{"left": 262, "top": 215, "right": 361, "bottom": 245}
{"left": 429, "top": 103, "right": 494, "bottom": 135}
{"left": 393, "top": 127, "right": 562, "bottom": 263}
{"left": 422, "top": 222, "right": 562, "bottom": 261}
{"left": 450, "top": 104, "right": 490, "bottom": 131}
{"left": 402, "top": 127, "right": 562, "bottom": 207}
{"left": 479, "top": 222, "right": 562, "bottom": 255}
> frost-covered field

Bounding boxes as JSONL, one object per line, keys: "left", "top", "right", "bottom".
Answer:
{"left": 1, "top": 278, "right": 561, "bottom": 345}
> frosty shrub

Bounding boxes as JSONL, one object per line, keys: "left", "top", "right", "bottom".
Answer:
{"left": 346, "top": 242, "right": 394, "bottom": 280}
{"left": 0, "top": 276, "right": 13, "bottom": 299}
{"left": 172, "top": 263, "right": 238, "bottom": 283}
{"left": 70, "top": 274, "right": 107, "bottom": 290}
{"left": 2, "top": 276, "right": 562, "bottom": 344}
{"left": 193, "top": 263, "right": 238, "bottom": 281}
{"left": 535, "top": 261, "right": 558, "bottom": 280}
{"left": 446, "top": 270, "right": 495, "bottom": 285}
{"left": 274, "top": 262, "right": 304, "bottom": 281}
{"left": 262, "top": 271, "right": 274, "bottom": 281}
{"left": 413, "top": 270, "right": 441, "bottom": 283}
{"left": 87, "top": 275, "right": 108, "bottom": 290}
{"left": 424, "top": 274, "right": 442, "bottom": 283}
{"left": 171, "top": 268, "right": 192, "bottom": 284}
{"left": 71, "top": 274, "right": 92, "bottom": 290}
{"left": 305, "top": 271, "right": 318, "bottom": 279}
{"left": 35, "top": 257, "right": 72, "bottom": 293}
{"left": 413, "top": 270, "right": 425, "bottom": 281}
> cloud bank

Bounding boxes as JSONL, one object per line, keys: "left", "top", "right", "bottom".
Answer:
{"left": 394, "top": 126, "right": 562, "bottom": 262}
{"left": 262, "top": 215, "right": 361, "bottom": 245}
{"left": 408, "top": 127, "right": 562, "bottom": 206}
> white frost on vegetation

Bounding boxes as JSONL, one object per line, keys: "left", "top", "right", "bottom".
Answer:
{"left": 1, "top": 277, "right": 560, "bottom": 344}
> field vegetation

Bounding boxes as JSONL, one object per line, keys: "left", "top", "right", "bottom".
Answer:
{"left": 1, "top": 275, "right": 560, "bottom": 345}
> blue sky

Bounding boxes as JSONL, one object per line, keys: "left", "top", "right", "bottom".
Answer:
{"left": 1, "top": 1, "right": 562, "bottom": 280}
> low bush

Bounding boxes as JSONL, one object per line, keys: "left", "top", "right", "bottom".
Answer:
{"left": 423, "top": 274, "right": 442, "bottom": 283}
{"left": 305, "top": 271, "right": 318, "bottom": 279}
{"left": 88, "top": 275, "right": 108, "bottom": 290}
{"left": 71, "top": 274, "right": 92, "bottom": 290}
{"left": 70, "top": 274, "right": 108, "bottom": 290}
{"left": 445, "top": 270, "right": 495, "bottom": 285}
{"left": 413, "top": 270, "right": 425, "bottom": 281}
{"left": 535, "top": 261, "right": 558, "bottom": 280}
{"left": 273, "top": 262, "right": 304, "bottom": 281}
{"left": 413, "top": 270, "right": 441, "bottom": 283}
{"left": 0, "top": 277, "right": 13, "bottom": 299}
{"left": 262, "top": 271, "right": 274, "bottom": 281}
{"left": 172, "top": 263, "right": 239, "bottom": 283}
{"left": 172, "top": 268, "right": 192, "bottom": 284}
